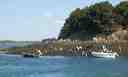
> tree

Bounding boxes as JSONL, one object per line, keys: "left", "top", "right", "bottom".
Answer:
{"left": 115, "top": 1, "right": 128, "bottom": 26}
{"left": 58, "top": 1, "right": 128, "bottom": 40}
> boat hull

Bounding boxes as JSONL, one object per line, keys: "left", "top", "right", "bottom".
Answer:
{"left": 90, "top": 52, "right": 118, "bottom": 58}
{"left": 23, "top": 54, "right": 39, "bottom": 58}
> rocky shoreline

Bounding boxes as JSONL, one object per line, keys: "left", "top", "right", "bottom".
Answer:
{"left": 1, "top": 39, "right": 128, "bottom": 56}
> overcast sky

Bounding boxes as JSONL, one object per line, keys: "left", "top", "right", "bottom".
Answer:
{"left": 0, "top": 0, "right": 121, "bottom": 41}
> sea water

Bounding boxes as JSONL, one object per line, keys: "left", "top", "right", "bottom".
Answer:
{"left": 0, "top": 54, "right": 128, "bottom": 77}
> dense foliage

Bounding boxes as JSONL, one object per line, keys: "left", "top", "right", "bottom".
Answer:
{"left": 58, "top": 1, "right": 128, "bottom": 40}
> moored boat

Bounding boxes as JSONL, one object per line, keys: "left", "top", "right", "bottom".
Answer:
{"left": 88, "top": 45, "right": 119, "bottom": 58}
{"left": 22, "top": 49, "right": 42, "bottom": 58}
{"left": 91, "top": 51, "right": 119, "bottom": 58}
{"left": 23, "top": 53, "right": 39, "bottom": 58}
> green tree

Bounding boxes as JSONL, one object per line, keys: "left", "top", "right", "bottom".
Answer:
{"left": 115, "top": 1, "right": 128, "bottom": 26}
{"left": 58, "top": 1, "right": 127, "bottom": 40}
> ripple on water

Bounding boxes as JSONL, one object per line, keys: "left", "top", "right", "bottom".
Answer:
{"left": 0, "top": 55, "right": 128, "bottom": 77}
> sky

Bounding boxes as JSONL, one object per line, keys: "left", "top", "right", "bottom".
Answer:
{"left": 0, "top": 0, "right": 121, "bottom": 41}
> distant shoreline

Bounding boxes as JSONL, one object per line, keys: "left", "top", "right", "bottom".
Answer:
{"left": 0, "top": 40, "right": 128, "bottom": 56}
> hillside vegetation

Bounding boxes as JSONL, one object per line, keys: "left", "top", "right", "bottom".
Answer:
{"left": 58, "top": 1, "right": 128, "bottom": 41}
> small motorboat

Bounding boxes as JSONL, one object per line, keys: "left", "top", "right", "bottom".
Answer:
{"left": 91, "top": 51, "right": 119, "bottom": 58}
{"left": 22, "top": 49, "right": 42, "bottom": 58}
{"left": 23, "top": 54, "right": 38, "bottom": 58}
{"left": 23, "top": 53, "right": 39, "bottom": 58}
{"left": 88, "top": 45, "right": 119, "bottom": 58}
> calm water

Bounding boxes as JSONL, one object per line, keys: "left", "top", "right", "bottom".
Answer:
{"left": 0, "top": 54, "right": 128, "bottom": 77}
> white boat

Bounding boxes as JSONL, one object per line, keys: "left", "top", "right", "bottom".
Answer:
{"left": 91, "top": 51, "right": 119, "bottom": 58}
{"left": 90, "top": 45, "right": 119, "bottom": 58}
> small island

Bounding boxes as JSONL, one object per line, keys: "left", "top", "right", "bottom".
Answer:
{"left": 1, "top": 1, "right": 128, "bottom": 56}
